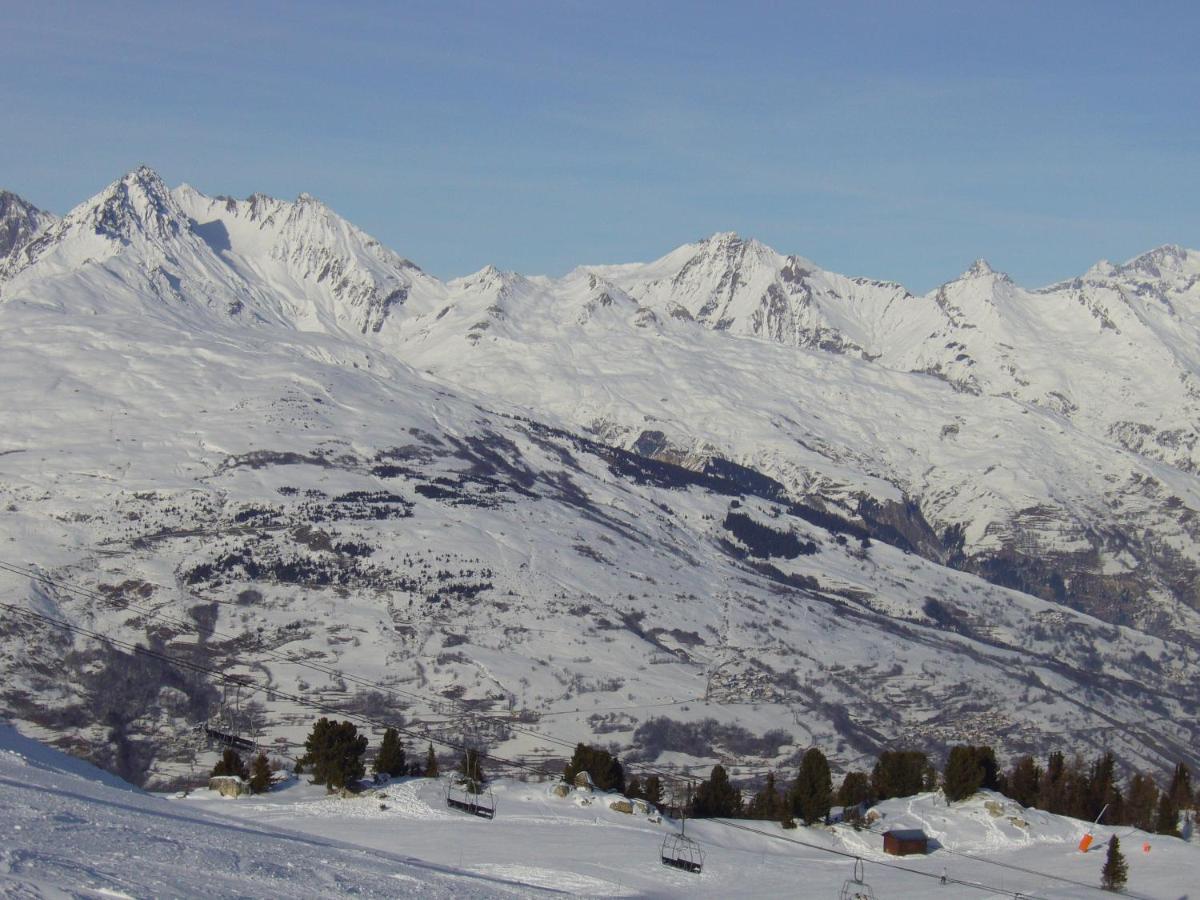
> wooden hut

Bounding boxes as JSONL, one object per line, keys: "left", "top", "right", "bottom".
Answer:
{"left": 883, "top": 828, "right": 929, "bottom": 856}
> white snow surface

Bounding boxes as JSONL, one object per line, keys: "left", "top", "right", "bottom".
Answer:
{"left": 0, "top": 168, "right": 1198, "bottom": 790}
{"left": 5, "top": 722, "right": 1200, "bottom": 898}
{"left": 0, "top": 722, "right": 539, "bottom": 898}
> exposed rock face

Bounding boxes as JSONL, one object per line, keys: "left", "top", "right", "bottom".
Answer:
{"left": 0, "top": 190, "right": 54, "bottom": 268}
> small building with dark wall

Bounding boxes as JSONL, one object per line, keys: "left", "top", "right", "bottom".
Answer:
{"left": 883, "top": 828, "right": 929, "bottom": 856}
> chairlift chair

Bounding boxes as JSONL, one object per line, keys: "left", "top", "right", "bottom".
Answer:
{"left": 838, "top": 858, "right": 876, "bottom": 900}
{"left": 199, "top": 680, "right": 258, "bottom": 755}
{"left": 660, "top": 831, "right": 704, "bottom": 874}
{"left": 445, "top": 775, "right": 496, "bottom": 819}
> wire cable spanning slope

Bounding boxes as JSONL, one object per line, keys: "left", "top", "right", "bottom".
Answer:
{"left": 0, "top": 559, "right": 1145, "bottom": 899}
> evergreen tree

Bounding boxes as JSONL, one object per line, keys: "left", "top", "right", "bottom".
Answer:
{"left": 211, "top": 748, "right": 249, "bottom": 780}
{"left": 374, "top": 727, "right": 406, "bottom": 778}
{"left": 790, "top": 748, "right": 833, "bottom": 825}
{"left": 691, "top": 764, "right": 741, "bottom": 818}
{"left": 748, "top": 771, "right": 782, "bottom": 821}
{"left": 1155, "top": 791, "right": 1180, "bottom": 836}
{"left": 249, "top": 751, "right": 272, "bottom": 794}
{"left": 643, "top": 775, "right": 664, "bottom": 807}
{"left": 625, "top": 775, "right": 644, "bottom": 799}
{"left": 1064, "top": 754, "right": 1093, "bottom": 820}
{"left": 1100, "top": 835, "right": 1128, "bottom": 891}
{"left": 1039, "top": 751, "right": 1067, "bottom": 814}
{"left": 837, "top": 771, "right": 872, "bottom": 812}
{"left": 424, "top": 743, "right": 439, "bottom": 778}
{"left": 298, "top": 718, "right": 368, "bottom": 792}
{"left": 1168, "top": 763, "right": 1194, "bottom": 810}
{"left": 871, "top": 750, "right": 929, "bottom": 801}
{"left": 1124, "top": 772, "right": 1159, "bottom": 832}
{"left": 1006, "top": 755, "right": 1042, "bottom": 808}
{"left": 561, "top": 743, "right": 625, "bottom": 793}
{"left": 1088, "top": 751, "right": 1123, "bottom": 824}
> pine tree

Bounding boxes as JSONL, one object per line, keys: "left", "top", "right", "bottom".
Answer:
{"left": 1006, "top": 755, "right": 1042, "bottom": 808}
{"left": 871, "top": 750, "right": 928, "bottom": 801}
{"left": 1088, "top": 751, "right": 1123, "bottom": 824}
{"left": 298, "top": 718, "right": 368, "bottom": 792}
{"left": 691, "top": 764, "right": 741, "bottom": 818}
{"left": 1168, "top": 763, "right": 1194, "bottom": 810}
{"left": 249, "top": 751, "right": 272, "bottom": 794}
{"left": 1100, "top": 835, "right": 1128, "bottom": 891}
{"left": 1155, "top": 791, "right": 1180, "bottom": 836}
{"left": 748, "top": 771, "right": 782, "bottom": 820}
{"left": 211, "top": 748, "right": 249, "bottom": 780}
{"left": 561, "top": 743, "right": 625, "bottom": 793}
{"left": 1124, "top": 772, "right": 1159, "bottom": 832}
{"left": 374, "top": 727, "right": 406, "bottom": 778}
{"left": 1039, "top": 751, "right": 1067, "bottom": 814}
{"left": 643, "top": 775, "right": 663, "bottom": 807}
{"left": 944, "top": 746, "right": 983, "bottom": 802}
{"left": 626, "top": 775, "right": 644, "bottom": 799}
{"left": 790, "top": 748, "right": 833, "bottom": 825}
{"left": 425, "top": 743, "right": 439, "bottom": 778}
{"left": 836, "top": 771, "right": 872, "bottom": 815}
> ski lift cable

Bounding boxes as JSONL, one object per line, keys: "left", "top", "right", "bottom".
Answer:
{"left": 7, "top": 551, "right": 1182, "bottom": 872}
{"left": 709, "top": 817, "right": 1154, "bottom": 900}
{"left": 0, "top": 597, "right": 1153, "bottom": 898}
{"left": 709, "top": 819, "right": 1059, "bottom": 899}
{"left": 3, "top": 553, "right": 1183, "bottom": 874}
{"left": 1, "top": 558, "right": 1173, "bottom": 897}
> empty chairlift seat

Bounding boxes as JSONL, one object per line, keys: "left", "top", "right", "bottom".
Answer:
{"left": 445, "top": 776, "right": 496, "bottom": 819}
{"left": 660, "top": 832, "right": 704, "bottom": 874}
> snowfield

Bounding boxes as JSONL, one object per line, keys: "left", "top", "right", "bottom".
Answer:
{"left": 4, "top": 722, "right": 1200, "bottom": 898}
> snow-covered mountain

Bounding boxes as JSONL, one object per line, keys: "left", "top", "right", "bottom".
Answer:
{"left": 1, "top": 168, "right": 1198, "bottom": 791}
{"left": 0, "top": 189, "right": 55, "bottom": 265}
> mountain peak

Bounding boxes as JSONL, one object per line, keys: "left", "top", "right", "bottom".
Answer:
{"left": 0, "top": 190, "right": 55, "bottom": 265}
{"left": 1120, "top": 244, "right": 1193, "bottom": 277}
{"left": 70, "top": 165, "right": 183, "bottom": 243}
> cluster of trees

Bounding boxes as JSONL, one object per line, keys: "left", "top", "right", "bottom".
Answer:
{"left": 682, "top": 742, "right": 1196, "bottom": 842}
{"left": 563, "top": 743, "right": 624, "bottom": 792}
{"left": 210, "top": 747, "right": 272, "bottom": 794}
{"left": 995, "top": 752, "right": 1194, "bottom": 836}
{"left": 284, "top": 718, "right": 463, "bottom": 793}
{"left": 690, "top": 749, "right": 839, "bottom": 825}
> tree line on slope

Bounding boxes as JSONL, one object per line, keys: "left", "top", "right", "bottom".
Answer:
{"left": 679, "top": 744, "right": 1196, "bottom": 838}
{"left": 214, "top": 716, "right": 1198, "bottom": 844}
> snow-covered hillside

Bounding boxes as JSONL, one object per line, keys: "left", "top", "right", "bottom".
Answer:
{"left": 0, "top": 168, "right": 1198, "bottom": 792}
{"left": 0, "top": 722, "right": 536, "bottom": 897}
{"left": 5, "top": 721, "right": 1199, "bottom": 898}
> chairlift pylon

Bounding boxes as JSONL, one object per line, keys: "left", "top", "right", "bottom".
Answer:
{"left": 838, "top": 857, "right": 876, "bottom": 900}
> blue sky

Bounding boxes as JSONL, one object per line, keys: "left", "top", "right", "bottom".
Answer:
{"left": 3, "top": 0, "right": 1197, "bottom": 290}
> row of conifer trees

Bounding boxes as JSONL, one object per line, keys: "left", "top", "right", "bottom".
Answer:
{"left": 214, "top": 718, "right": 1198, "bottom": 841}
{"left": 679, "top": 744, "right": 1197, "bottom": 837}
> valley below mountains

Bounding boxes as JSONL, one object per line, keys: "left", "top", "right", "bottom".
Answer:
{"left": 1, "top": 167, "right": 1198, "bottom": 788}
